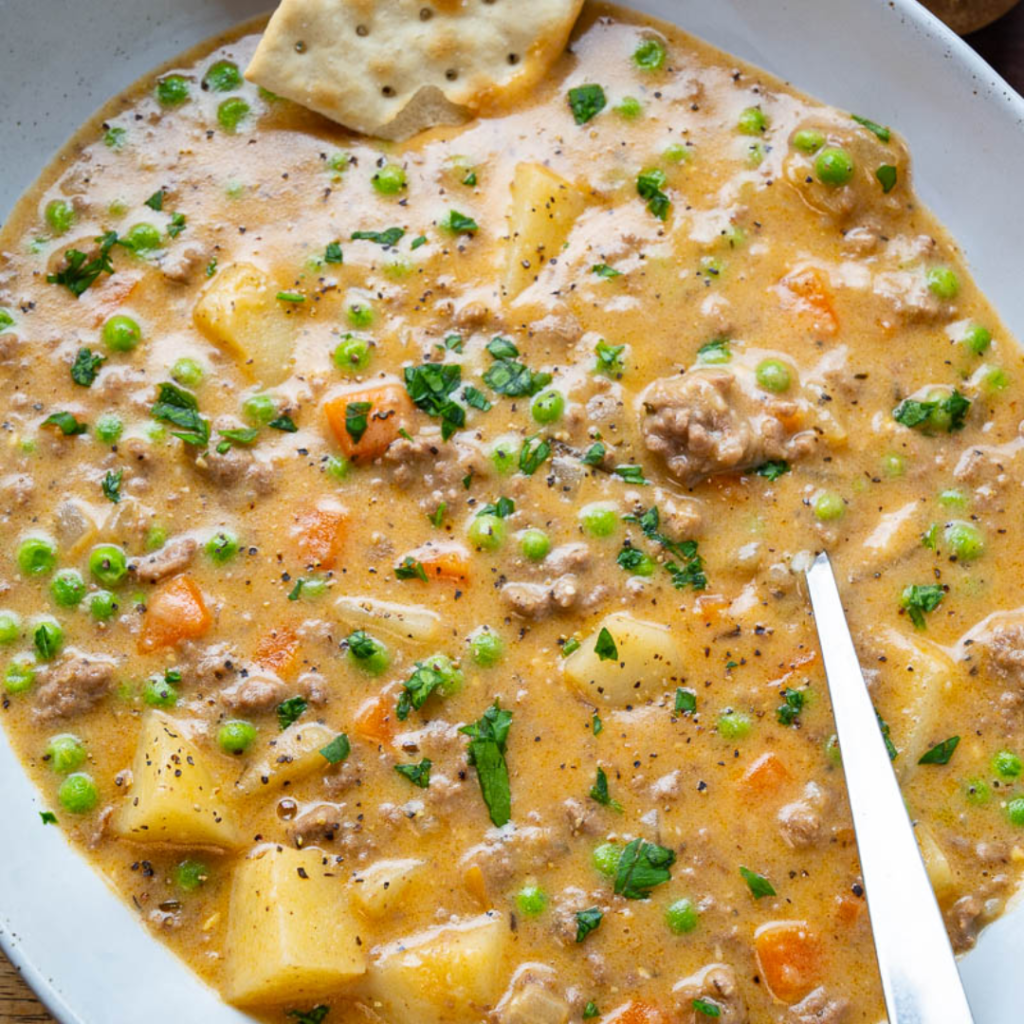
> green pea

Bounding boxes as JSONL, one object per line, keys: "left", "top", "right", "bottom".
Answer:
{"left": 962, "top": 777, "right": 991, "bottom": 805}
{"left": 347, "top": 632, "right": 390, "bottom": 676}
{"left": 217, "top": 97, "right": 250, "bottom": 132}
{"left": 592, "top": 842, "right": 622, "bottom": 876}
{"left": 102, "top": 314, "right": 143, "bottom": 352}
{"left": 665, "top": 897, "right": 699, "bottom": 934}
{"left": 45, "top": 199, "right": 76, "bottom": 236}
{"left": 622, "top": 551, "right": 656, "bottom": 576}
{"left": 421, "top": 653, "right": 464, "bottom": 696}
{"left": 531, "top": 389, "right": 565, "bottom": 424}
{"left": 469, "top": 513, "right": 506, "bottom": 551}
{"left": 926, "top": 266, "right": 960, "bottom": 301}
{"left": 34, "top": 619, "right": 64, "bottom": 660}
{"left": 4, "top": 655, "right": 35, "bottom": 694}
{"left": 326, "top": 455, "right": 351, "bottom": 481}
{"left": 17, "top": 536, "right": 57, "bottom": 577}
{"left": 717, "top": 711, "right": 751, "bottom": 739}
{"left": 206, "top": 530, "right": 239, "bottom": 565}
{"left": 372, "top": 163, "right": 407, "bottom": 195}
{"left": 633, "top": 38, "right": 667, "bottom": 70}
{"left": 0, "top": 308, "right": 14, "bottom": 330}
{"left": 737, "top": 106, "right": 767, "bottom": 135}
{"left": 332, "top": 334, "right": 372, "bottom": 373}
{"left": 814, "top": 146, "right": 855, "bottom": 186}
{"left": 124, "top": 223, "right": 162, "bottom": 254}
{"left": 1007, "top": 798, "right": 1024, "bottom": 827}
{"left": 88, "top": 590, "right": 118, "bottom": 622}
{"left": 993, "top": 749, "right": 1022, "bottom": 779}
{"left": 59, "top": 773, "right": 98, "bottom": 814}
{"left": 813, "top": 491, "right": 845, "bottom": 521}
{"left": 792, "top": 128, "right": 825, "bottom": 153}
{"left": 755, "top": 358, "right": 791, "bottom": 393}
{"left": 174, "top": 859, "right": 209, "bottom": 892}
{"left": 89, "top": 544, "right": 128, "bottom": 585}
{"left": 961, "top": 323, "right": 991, "bottom": 355}
{"left": 662, "top": 143, "right": 691, "bottom": 164}
{"left": 825, "top": 733, "right": 842, "bottom": 766}
{"left": 156, "top": 74, "right": 191, "bottom": 107}
{"left": 243, "top": 394, "right": 278, "bottom": 424}
{"left": 171, "top": 357, "right": 204, "bottom": 387}
{"left": 95, "top": 413, "right": 124, "bottom": 445}
{"left": 490, "top": 435, "right": 519, "bottom": 475}
{"left": 980, "top": 365, "right": 1010, "bottom": 393}
{"left": 50, "top": 569, "right": 86, "bottom": 608}
{"left": 944, "top": 521, "right": 984, "bottom": 561}
{"left": 882, "top": 453, "right": 906, "bottom": 478}
{"left": 469, "top": 628, "right": 504, "bottom": 667}
{"left": 938, "top": 488, "right": 967, "bottom": 510}
{"left": 218, "top": 720, "right": 257, "bottom": 755}
{"left": 515, "top": 884, "right": 548, "bottom": 916}
{"left": 46, "top": 734, "right": 86, "bottom": 774}
{"left": 580, "top": 503, "right": 618, "bottom": 538}
{"left": 145, "top": 525, "right": 167, "bottom": 551}
{"left": 0, "top": 612, "right": 21, "bottom": 644}
{"left": 519, "top": 528, "right": 551, "bottom": 561}
{"left": 615, "top": 96, "right": 643, "bottom": 120}
{"left": 746, "top": 142, "right": 766, "bottom": 168}
{"left": 143, "top": 674, "right": 179, "bottom": 708}
{"left": 203, "top": 60, "right": 241, "bottom": 92}
{"left": 347, "top": 303, "right": 374, "bottom": 328}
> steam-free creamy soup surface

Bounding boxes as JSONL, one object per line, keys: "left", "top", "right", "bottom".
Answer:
{"left": 3, "top": 5, "right": 1024, "bottom": 1023}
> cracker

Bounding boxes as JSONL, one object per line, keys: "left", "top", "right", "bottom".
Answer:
{"left": 245, "top": 0, "right": 585, "bottom": 140}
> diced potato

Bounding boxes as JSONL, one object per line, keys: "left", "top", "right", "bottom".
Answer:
{"left": 53, "top": 499, "right": 100, "bottom": 558}
{"left": 137, "top": 574, "right": 212, "bottom": 653}
{"left": 368, "top": 912, "right": 509, "bottom": 1024}
{"left": 112, "top": 711, "right": 240, "bottom": 849}
{"left": 350, "top": 858, "right": 423, "bottom": 918}
{"left": 563, "top": 612, "right": 681, "bottom": 705}
{"left": 234, "top": 721, "right": 337, "bottom": 795}
{"left": 335, "top": 595, "right": 440, "bottom": 644}
{"left": 917, "top": 822, "right": 956, "bottom": 900}
{"left": 192, "top": 262, "right": 295, "bottom": 385}
{"left": 503, "top": 162, "right": 586, "bottom": 300}
{"left": 856, "top": 501, "right": 920, "bottom": 572}
{"left": 224, "top": 844, "right": 366, "bottom": 1006}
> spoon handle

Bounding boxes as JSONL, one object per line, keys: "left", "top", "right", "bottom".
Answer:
{"left": 805, "top": 552, "right": 975, "bottom": 1023}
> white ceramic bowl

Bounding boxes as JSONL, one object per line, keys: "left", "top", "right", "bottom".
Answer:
{"left": 3, "top": 2, "right": 1024, "bottom": 1021}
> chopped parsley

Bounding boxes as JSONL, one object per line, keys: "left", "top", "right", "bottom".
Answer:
{"left": 901, "top": 583, "right": 945, "bottom": 630}
{"left": 460, "top": 700, "right": 513, "bottom": 827}
{"left": 755, "top": 460, "right": 790, "bottom": 482}
{"left": 592, "top": 263, "right": 621, "bottom": 279}
{"left": 276, "top": 695, "right": 308, "bottom": 730}
{"left": 351, "top": 227, "right": 405, "bottom": 246}
{"left": 410, "top": 234, "right": 428, "bottom": 249}
{"left": 614, "top": 838, "right": 675, "bottom": 899}
{"left": 395, "top": 556, "right": 428, "bottom": 582}
{"left": 675, "top": 687, "right": 697, "bottom": 714}
{"left": 581, "top": 442, "right": 606, "bottom": 466}
{"left": 287, "top": 1008, "right": 329, "bottom": 1024}
{"left": 739, "top": 866, "right": 776, "bottom": 899}
{"left": 613, "top": 464, "right": 648, "bottom": 485}
{"left": 918, "top": 736, "right": 960, "bottom": 766}
{"left": 277, "top": 291, "right": 305, "bottom": 303}
{"left": 395, "top": 758, "right": 432, "bottom": 788}
{"left": 637, "top": 167, "right": 670, "bottom": 220}
{"left": 39, "top": 811, "right": 58, "bottom": 825}
{"left": 71, "top": 347, "right": 105, "bottom": 387}
{"left": 268, "top": 414, "right": 298, "bottom": 432}
{"left": 344, "top": 401, "right": 372, "bottom": 444}
{"left": 562, "top": 637, "right": 581, "bottom": 657}
{"left": 218, "top": 427, "right": 260, "bottom": 449}
{"left": 487, "top": 337, "right": 519, "bottom": 359}
{"left": 48, "top": 231, "right": 119, "bottom": 298}
{"left": 595, "top": 339, "right": 626, "bottom": 376}
{"left": 697, "top": 337, "right": 731, "bottom": 364}
{"left": 463, "top": 385, "right": 491, "bottom": 411}
{"left": 625, "top": 506, "right": 708, "bottom": 590}
{"left": 145, "top": 190, "right": 165, "bottom": 211}
{"left": 324, "top": 241, "right": 344, "bottom": 264}
{"left": 892, "top": 390, "right": 970, "bottom": 432}
{"left": 776, "top": 687, "right": 805, "bottom": 726}
{"left": 568, "top": 84, "right": 607, "bottom": 125}
{"left": 43, "top": 411, "right": 87, "bottom": 436}
{"left": 429, "top": 503, "right": 447, "bottom": 528}
{"left": 444, "top": 210, "right": 478, "bottom": 235}
{"left": 404, "top": 363, "right": 465, "bottom": 440}
{"left": 876, "top": 164, "right": 898, "bottom": 194}
{"left": 589, "top": 766, "right": 622, "bottom": 812}
{"left": 478, "top": 496, "right": 515, "bottom": 518}
{"left": 877, "top": 711, "right": 898, "bottom": 761}
{"left": 319, "top": 733, "right": 351, "bottom": 764}
{"left": 574, "top": 907, "right": 603, "bottom": 942}
{"left": 102, "top": 469, "right": 123, "bottom": 504}
{"left": 595, "top": 627, "right": 618, "bottom": 662}
{"left": 518, "top": 435, "right": 551, "bottom": 475}
{"left": 592, "top": 712, "right": 603, "bottom": 735}
{"left": 851, "top": 113, "right": 891, "bottom": 142}
{"left": 693, "top": 999, "right": 722, "bottom": 1018}
{"left": 583, "top": 1003, "right": 600, "bottom": 1020}
{"left": 442, "top": 333, "right": 464, "bottom": 353}
{"left": 151, "top": 382, "right": 210, "bottom": 446}
{"left": 167, "top": 212, "right": 187, "bottom": 238}
{"left": 396, "top": 661, "right": 446, "bottom": 720}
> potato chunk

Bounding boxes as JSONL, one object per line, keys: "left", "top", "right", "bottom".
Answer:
{"left": 563, "top": 612, "right": 681, "bottom": 705}
{"left": 503, "top": 162, "right": 586, "bottom": 299}
{"left": 350, "top": 858, "right": 423, "bottom": 918}
{"left": 368, "top": 912, "right": 509, "bottom": 1024}
{"left": 235, "top": 721, "right": 338, "bottom": 795}
{"left": 112, "top": 711, "right": 240, "bottom": 849}
{"left": 334, "top": 595, "right": 440, "bottom": 644}
{"left": 192, "top": 262, "right": 295, "bottom": 385}
{"left": 224, "top": 844, "right": 366, "bottom": 1006}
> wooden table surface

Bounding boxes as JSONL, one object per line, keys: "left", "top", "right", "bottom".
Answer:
{"left": 3, "top": 4, "right": 1024, "bottom": 1022}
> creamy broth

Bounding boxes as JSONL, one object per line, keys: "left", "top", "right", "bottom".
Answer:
{"left": 2, "top": 5, "right": 1023, "bottom": 1023}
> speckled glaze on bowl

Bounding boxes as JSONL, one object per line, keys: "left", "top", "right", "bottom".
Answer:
{"left": 2, "top": 2, "right": 1024, "bottom": 1021}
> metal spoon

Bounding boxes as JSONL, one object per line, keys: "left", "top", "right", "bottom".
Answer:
{"left": 804, "top": 552, "right": 975, "bottom": 1024}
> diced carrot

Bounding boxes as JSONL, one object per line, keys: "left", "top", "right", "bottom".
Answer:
{"left": 463, "top": 862, "right": 489, "bottom": 907}
{"left": 253, "top": 625, "right": 300, "bottom": 678}
{"left": 601, "top": 1001, "right": 665, "bottom": 1024}
{"left": 400, "top": 543, "right": 471, "bottom": 586}
{"left": 323, "top": 382, "right": 413, "bottom": 463}
{"left": 754, "top": 920, "right": 821, "bottom": 1004}
{"left": 739, "top": 751, "right": 792, "bottom": 795}
{"left": 138, "top": 574, "right": 212, "bottom": 653}
{"left": 775, "top": 266, "right": 838, "bottom": 336}
{"left": 292, "top": 501, "right": 347, "bottom": 570}
{"left": 769, "top": 403, "right": 806, "bottom": 433}
{"left": 835, "top": 892, "right": 865, "bottom": 926}
{"left": 693, "top": 593, "right": 729, "bottom": 623}
{"left": 353, "top": 694, "right": 395, "bottom": 748}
